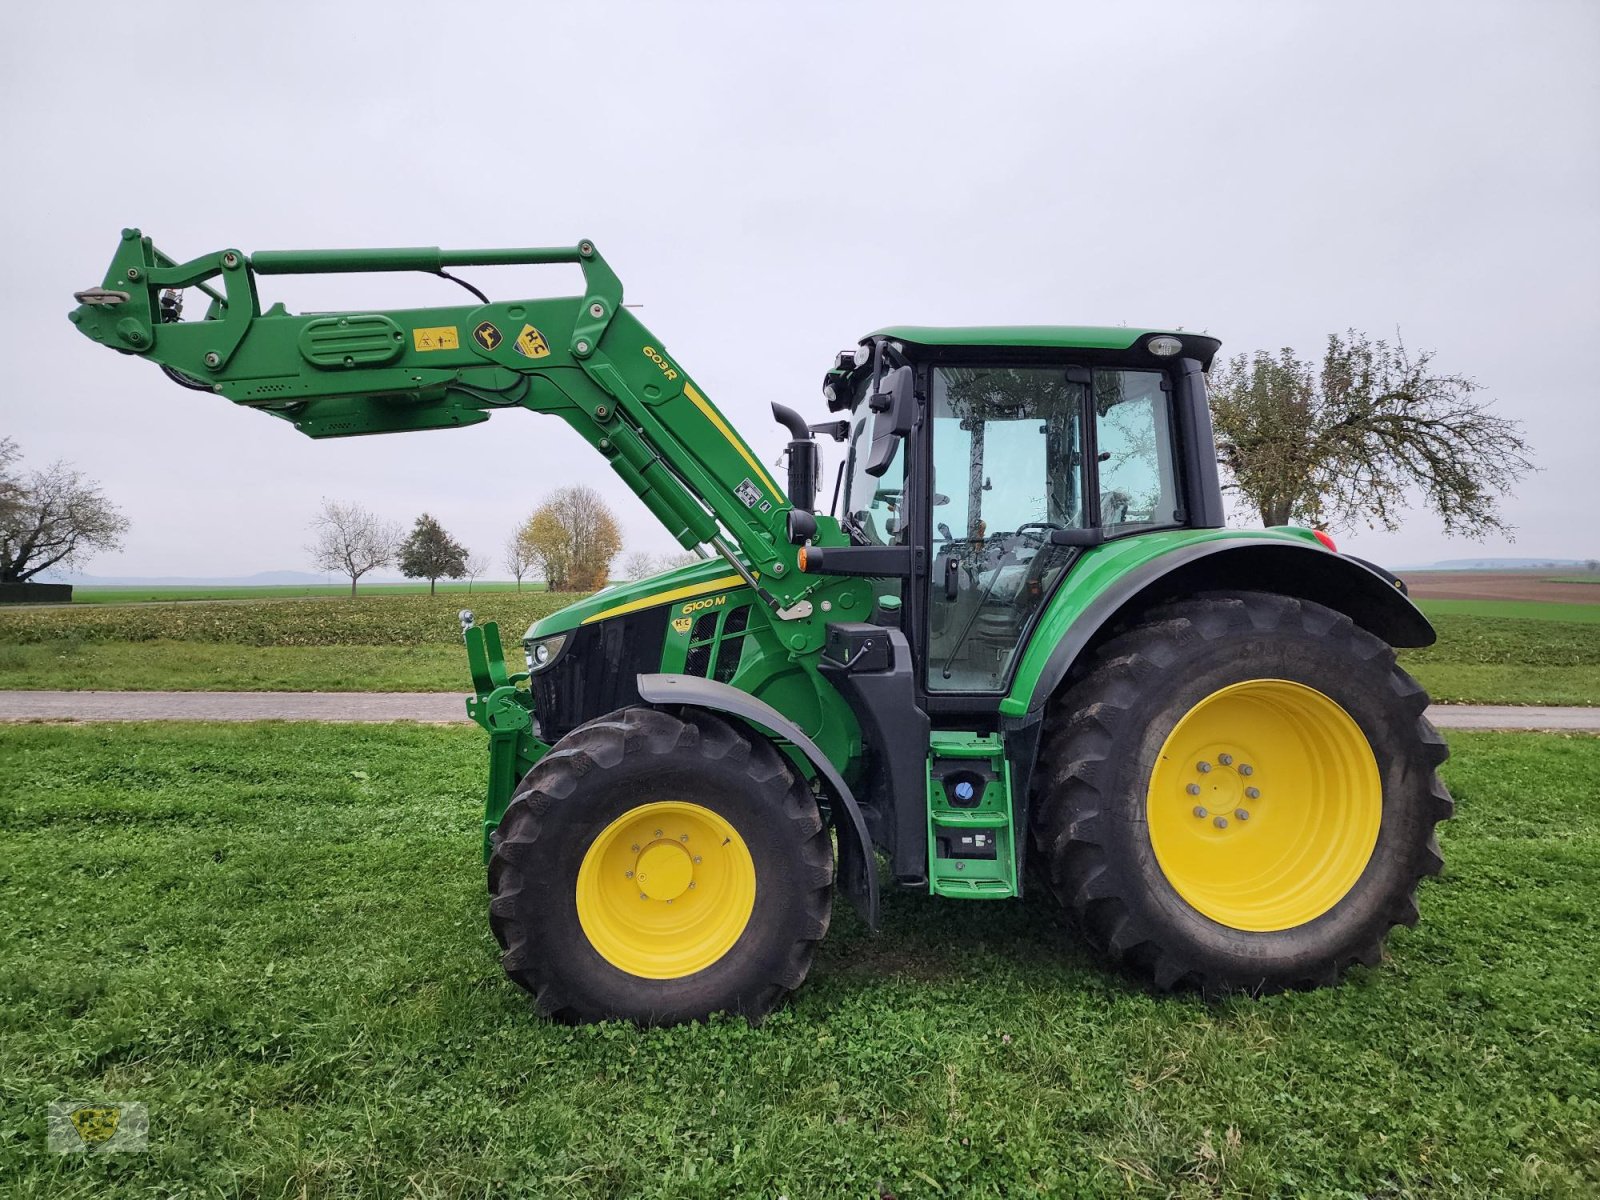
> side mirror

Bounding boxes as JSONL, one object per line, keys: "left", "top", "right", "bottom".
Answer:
{"left": 865, "top": 365, "right": 915, "bottom": 477}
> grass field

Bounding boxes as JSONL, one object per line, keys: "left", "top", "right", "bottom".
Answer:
{"left": 1400, "top": 602, "right": 1600, "bottom": 706}
{"left": 66, "top": 582, "right": 543, "bottom": 604}
{"left": 4, "top": 589, "right": 1598, "bottom": 705}
{"left": 1, "top": 725, "right": 1595, "bottom": 1197}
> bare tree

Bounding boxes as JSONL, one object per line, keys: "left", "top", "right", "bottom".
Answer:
{"left": 620, "top": 551, "right": 657, "bottom": 581}
{"left": 308, "top": 499, "right": 398, "bottom": 598}
{"left": 504, "top": 530, "right": 534, "bottom": 591}
{"left": 1210, "top": 330, "right": 1534, "bottom": 535}
{"left": 515, "top": 486, "right": 621, "bottom": 592}
{"left": 463, "top": 550, "right": 489, "bottom": 593}
{"left": 621, "top": 549, "right": 699, "bottom": 580}
{"left": 0, "top": 449, "right": 130, "bottom": 583}
{"left": 0, "top": 437, "right": 22, "bottom": 528}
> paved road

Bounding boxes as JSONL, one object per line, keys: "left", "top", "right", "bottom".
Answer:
{"left": 0, "top": 691, "right": 1596, "bottom": 731}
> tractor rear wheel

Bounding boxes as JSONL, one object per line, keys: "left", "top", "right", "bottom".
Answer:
{"left": 488, "top": 706, "right": 833, "bottom": 1024}
{"left": 1031, "top": 591, "right": 1452, "bottom": 993}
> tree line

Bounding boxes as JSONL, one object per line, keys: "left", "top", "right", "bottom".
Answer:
{"left": 307, "top": 484, "right": 696, "bottom": 597}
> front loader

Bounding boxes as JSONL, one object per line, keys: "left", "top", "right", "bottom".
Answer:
{"left": 70, "top": 231, "right": 1452, "bottom": 1024}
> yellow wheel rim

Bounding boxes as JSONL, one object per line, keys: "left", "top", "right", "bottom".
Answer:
{"left": 1146, "top": 679, "right": 1382, "bottom": 932}
{"left": 576, "top": 801, "right": 756, "bottom": 979}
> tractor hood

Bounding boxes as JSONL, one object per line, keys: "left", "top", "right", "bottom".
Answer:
{"left": 524, "top": 557, "right": 748, "bottom": 643}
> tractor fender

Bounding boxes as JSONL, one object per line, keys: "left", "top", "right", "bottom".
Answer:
{"left": 1020, "top": 537, "right": 1435, "bottom": 718}
{"left": 636, "top": 673, "right": 881, "bottom": 932}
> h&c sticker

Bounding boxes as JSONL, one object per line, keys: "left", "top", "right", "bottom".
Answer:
{"left": 412, "top": 326, "right": 459, "bottom": 352}
{"left": 672, "top": 616, "right": 693, "bottom": 634}
{"left": 515, "top": 325, "right": 551, "bottom": 359}
{"left": 473, "top": 321, "right": 503, "bottom": 351}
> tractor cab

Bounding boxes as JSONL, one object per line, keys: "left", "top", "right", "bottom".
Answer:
{"left": 821, "top": 327, "right": 1223, "bottom": 708}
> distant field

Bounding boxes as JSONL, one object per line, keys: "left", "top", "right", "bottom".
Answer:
{"left": 1416, "top": 598, "right": 1600, "bottom": 624}
{"left": 3, "top": 584, "right": 1597, "bottom": 705}
{"left": 1401, "top": 570, "right": 1600, "bottom": 604}
{"left": 66, "top": 581, "right": 543, "bottom": 604}
{"left": 0, "top": 591, "right": 571, "bottom": 648}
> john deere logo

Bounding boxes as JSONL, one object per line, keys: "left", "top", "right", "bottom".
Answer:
{"left": 473, "top": 321, "right": 503, "bottom": 351}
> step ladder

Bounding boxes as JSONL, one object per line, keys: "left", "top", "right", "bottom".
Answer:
{"left": 926, "top": 732, "right": 1018, "bottom": 899}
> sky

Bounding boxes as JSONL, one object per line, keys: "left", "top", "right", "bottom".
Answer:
{"left": 3, "top": 1, "right": 1596, "bottom": 579}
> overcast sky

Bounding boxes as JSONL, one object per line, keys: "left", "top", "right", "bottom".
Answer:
{"left": 4, "top": 1, "right": 1596, "bottom": 579}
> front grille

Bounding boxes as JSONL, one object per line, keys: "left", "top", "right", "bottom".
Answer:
{"left": 529, "top": 606, "right": 669, "bottom": 742}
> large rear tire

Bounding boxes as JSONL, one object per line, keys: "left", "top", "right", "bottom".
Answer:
{"left": 488, "top": 706, "right": 832, "bottom": 1024}
{"left": 1031, "top": 591, "right": 1453, "bottom": 993}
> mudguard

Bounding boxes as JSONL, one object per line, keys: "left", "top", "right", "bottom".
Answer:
{"left": 1017, "top": 537, "right": 1436, "bottom": 717}
{"left": 636, "top": 673, "right": 881, "bottom": 931}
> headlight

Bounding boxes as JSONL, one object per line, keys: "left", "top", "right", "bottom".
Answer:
{"left": 525, "top": 633, "right": 568, "bottom": 672}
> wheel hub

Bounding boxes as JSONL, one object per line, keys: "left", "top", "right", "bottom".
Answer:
{"left": 634, "top": 840, "right": 694, "bottom": 902}
{"left": 575, "top": 801, "right": 756, "bottom": 979}
{"left": 1146, "top": 679, "right": 1382, "bottom": 932}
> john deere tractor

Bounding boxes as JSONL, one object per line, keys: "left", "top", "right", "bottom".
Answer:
{"left": 71, "top": 232, "right": 1452, "bottom": 1024}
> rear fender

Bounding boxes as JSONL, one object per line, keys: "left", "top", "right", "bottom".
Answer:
{"left": 636, "top": 673, "right": 880, "bottom": 931}
{"left": 1014, "top": 538, "right": 1434, "bottom": 717}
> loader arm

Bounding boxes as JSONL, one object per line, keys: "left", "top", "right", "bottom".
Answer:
{"left": 68, "top": 229, "right": 833, "bottom": 618}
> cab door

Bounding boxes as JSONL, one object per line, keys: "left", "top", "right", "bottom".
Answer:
{"left": 920, "top": 363, "right": 1183, "bottom": 698}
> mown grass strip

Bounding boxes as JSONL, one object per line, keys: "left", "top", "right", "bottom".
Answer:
{"left": 1, "top": 725, "right": 1595, "bottom": 1198}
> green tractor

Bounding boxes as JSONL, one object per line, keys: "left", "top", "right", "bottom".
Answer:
{"left": 71, "top": 233, "right": 1452, "bottom": 1024}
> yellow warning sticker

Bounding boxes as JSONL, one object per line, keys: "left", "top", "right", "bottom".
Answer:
{"left": 515, "top": 324, "right": 551, "bottom": 359}
{"left": 412, "top": 326, "right": 459, "bottom": 352}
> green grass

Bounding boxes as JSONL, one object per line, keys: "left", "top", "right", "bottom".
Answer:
{"left": 0, "top": 642, "right": 464, "bottom": 692}
{"left": 1, "top": 725, "right": 1596, "bottom": 1198}
{"left": 3, "top": 591, "right": 1597, "bottom": 705}
{"left": 0, "top": 591, "right": 571, "bottom": 648}
{"left": 1416, "top": 599, "right": 1600, "bottom": 624}
{"left": 66, "top": 582, "right": 545, "bottom": 604}
{"left": 1400, "top": 607, "right": 1600, "bottom": 706}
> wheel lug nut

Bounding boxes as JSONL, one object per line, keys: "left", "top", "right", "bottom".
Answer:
{"left": 1239, "top": 765, "right": 1253, "bottom": 777}
{"left": 680, "top": 834, "right": 689, "bottom": 842}
{"left": 654, "top": 829, "right": 663, "bottom": 837}
{"left": 640, "top": 892, "right": 648, "bottom": 900}
{"left": 625, "top": 870, "right": 634, "bottom": 878}
{"left": 1197, "top": 761, "right": 1212, "bottom": 774}
{"left": 688, "top": 881, "right": 696, "bottom": 889}
{"left": 1193, "top": 806, "right": 1208, "bottom": 818}
{"left": 1235, "top": 809, "right": 1250, "bottom": 821}
{"left": 630, "top": 844, "right": 640, "bottom": 853}
{"left": 1218, "top": 753, "right": 1233, "bottom": 766}
{"left": 1186, "top": 783, "right": 1201, "bottom": 796}
{"left": 1245, "top": 787, "right": 1260, "bottom": 799}
{"left": 692, "top": 856, "right": 702, "bottom": 864}
{"left": 1214, "top": 816, "right": 1228, "bottom": 829}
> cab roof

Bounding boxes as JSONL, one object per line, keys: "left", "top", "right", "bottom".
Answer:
{"left": 869, "top": 326, "right": 1222, "bottom": 370}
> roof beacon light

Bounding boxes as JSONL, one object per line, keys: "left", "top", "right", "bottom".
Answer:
{"left": 1312, "top": 529, "right": 1338, "bottom": 553}
{"left": 1148, "top": 335, "right": 1183, "bottom": 357}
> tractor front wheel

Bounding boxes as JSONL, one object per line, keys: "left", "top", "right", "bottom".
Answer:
{"left": 1031, "top": 591, "right": 1453, "bottom": 993}
{"left": 488, "top": 706, "right": 833, "bottom": 1024}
